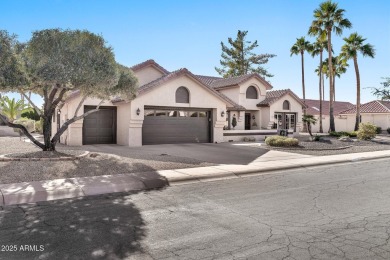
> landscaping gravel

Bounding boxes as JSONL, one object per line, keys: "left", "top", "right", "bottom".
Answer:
{"left": 0, "top": 137, "right": 215, "bottom": 184}
{"left": 269, "top": 137, "right": 390, "bottom": 156}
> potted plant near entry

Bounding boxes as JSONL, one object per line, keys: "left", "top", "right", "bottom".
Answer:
{"left": 232, "top": 114, "right": 237, "bottom": 130}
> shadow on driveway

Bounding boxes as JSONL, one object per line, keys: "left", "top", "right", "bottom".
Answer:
{"left": 64, "top": 142, "right": 270, "bottom": 165}
{"left": 0, "top": 192, "right": 151, "bottom": 259}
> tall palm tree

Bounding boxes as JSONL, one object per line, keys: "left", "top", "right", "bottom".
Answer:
{"left": 309, "top": 0, "right": 352, "bottom": 131}
{"left": 341, "top": 33, "right": 375, "bottom": 131}
{"left": 290, "top": 37, "right": 313, "bottom": 122}
{"left": 310, "top": 38, "right": 328, "bottom": 133}
{"left": 332, "top": 56, "right": 349, "bottom": 101}
{"left": 322, "top": 56, "right": 348, "bottom": 102}
{"left": 0, "top": 96, "right": 32, "bottom": 122}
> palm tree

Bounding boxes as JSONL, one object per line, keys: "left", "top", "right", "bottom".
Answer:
{"left": 332, "top": 56, "right": 349, "bottom": 101}
{"left": 309, "top": 0, "right": 352, "bottom": 131}
{"left": 310, "top": 37, "right": 329, "bottom": 133}
{"left": 290, "top": 37, "right": 313, "bottom": 125}
{"left": 322, "top": 56, "right": 348, "bottom": 102}
{"left": 0, "top": 96, "right": 32, "bottom": 122}
{"left": 302, "top": 114, "right": 317, "bottom": 138}
{"left": 341, "top": 33, "right": 375, "bottom": 131}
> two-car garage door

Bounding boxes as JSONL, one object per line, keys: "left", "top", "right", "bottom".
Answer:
{"left": 82, "top": 106, "right": 211, "bottom": 145}
{"left": 142, "top": 107, "right": 211, "bottom": 145}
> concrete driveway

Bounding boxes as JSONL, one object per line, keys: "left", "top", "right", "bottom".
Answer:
{"left": 66, "top": 142, "right": 270, "bottom": 165}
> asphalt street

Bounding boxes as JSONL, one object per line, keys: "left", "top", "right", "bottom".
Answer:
{"left": 1, "top": 158, "right": 390, "bottom": 259}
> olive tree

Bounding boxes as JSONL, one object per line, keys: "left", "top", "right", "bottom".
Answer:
{"left": 0, "top": 29, "right": 138, "bottom": 151}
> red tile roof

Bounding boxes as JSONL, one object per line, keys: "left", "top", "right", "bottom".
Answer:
{"left": 339, "top": 100, "right": 390, "bottom": 114}
{"left": 305, "top": 99, "right": 354, "bottom": 116}
{"left": 257, "top": 89, "right": 307, "bottom": 107}
{"left": 130, "top": 59, "right": 169, "bottom": 75}
{"left": 194, "top": 73, "right": 273, "bottom": 90}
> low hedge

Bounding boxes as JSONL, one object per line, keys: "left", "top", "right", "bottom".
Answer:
{"left": 265, "top": 136, "right": 299, "bottom": 147}
{"left": 329, "top": 131, "right": 357, "bottom": 138}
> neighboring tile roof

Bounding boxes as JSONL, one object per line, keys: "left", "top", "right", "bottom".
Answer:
{"left": 194, "top": 73, "right": 273, "bottom": 90}
{"left": 339, "top": 100, "right": 390, "bottom": 114}
{"left": 257, "top": 89, "right": 307, "bottom": 107}
{"left": 137, "top": 68, "right": 243, "bottom": 109}
{"left": 130, "top": 59, "right": 170, "bottom": 75}
{"left": 305, "top": 99, "right": 355, "bottom": 116}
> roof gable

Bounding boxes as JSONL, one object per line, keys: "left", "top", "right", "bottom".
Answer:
{"left": 257, "top": 89, "right": 307, "bottom": 107}
{"left": 194, "top": 73, "right": 273, "bottom": 90}
{"left": 340, "top": 100, "right": 390, "bottom": 114}
{"left": 137, "top": 68, "right": 242, "bottom": 109}
{"left": 130, "top": 59, "right": 169, "bottom": 75}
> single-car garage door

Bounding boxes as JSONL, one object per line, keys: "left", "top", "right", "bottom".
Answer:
{"left": 83, "top": 106, "right": 117, "bottom": 145}
{"left": 142, "top": 108, "right": 211, "bottom": 145}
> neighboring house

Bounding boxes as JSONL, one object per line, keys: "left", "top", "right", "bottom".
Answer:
{"left": 305, "top": 99, "right": 355, "bottom": 132}
{"left": 54, "top": 60, "right": 305, "bottom": 146}
{"left": 339, "top": 100, "right": 390, "bottom": 132}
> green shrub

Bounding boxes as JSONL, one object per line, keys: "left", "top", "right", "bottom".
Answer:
{"left": 12, "top": 118, "right": 35, "bottom": 134}
{"left": 265, "top": 136, "right": 299, "bottom": 147}
{"left": 387, "top": 128, "right": 390, "bottom": 134}
{"left": 376, "top": 126, "right": 382, "bottom": 134}
{"left": 312, "top": 135, "right": 322, "bottom": 141}
{"left": 21, "top": 110, "right": 41, "bottom": 121}
{"left": 357, "top": 122, "right": 377, "bottom": 140}
{"left": 329, "top": 131, "right": 357, "bottom": 138}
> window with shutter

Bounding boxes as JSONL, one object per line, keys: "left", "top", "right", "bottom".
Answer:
{"left": 176, "top": 86, "right": 190, "bottom": 103}
{"left": 246, "top": 86, "right": 258, "bottom": 99}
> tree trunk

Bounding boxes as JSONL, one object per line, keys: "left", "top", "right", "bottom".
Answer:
{"left": 301, "top": 51, "right": 308, "bottom": 132}
{"left": 0, "top": 113, "right": 45, "bottom": 149}
{"left": 354, "top": 56, "right": 361, "bottom": 131}
{"left": 327, "top": 29, "right": 335, "bottom": 132}
{"left": 42, "top": 115, "right": 55, "bottom": 151}
{"left": 319, "top": 50, "right": 323, "bottom": 133}
{"left": 333, "top": 76, "right": 336, "bottom": 102}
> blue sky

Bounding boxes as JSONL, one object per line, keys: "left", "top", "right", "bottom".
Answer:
{"left": 1, "top": 0, "right": 389, "bottom": 106}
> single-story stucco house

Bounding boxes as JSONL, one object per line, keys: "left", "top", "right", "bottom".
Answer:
{"left": 339, "top": 100, "right": 390, "bottom": 132}
{"left": 304, "top": 99, "right": 355, "bottom": 132}
{"left": 54, "top": 59, "right": 306, "bottom": 146}
{"left": 304, "top": 99, "right": 390, "bottom": 133}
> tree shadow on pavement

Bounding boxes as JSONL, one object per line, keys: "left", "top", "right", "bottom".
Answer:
{"left": 0, "top": 192, "right": 152, "bottom": 260}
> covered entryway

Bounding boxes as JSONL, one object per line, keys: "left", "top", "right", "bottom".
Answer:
{"left": 83, "top": 106, "right": 117, "bottom": 145}
{"left": 142, "top": 107, "right": 211, "bottom": 145}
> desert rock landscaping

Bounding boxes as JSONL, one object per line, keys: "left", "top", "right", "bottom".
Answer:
{"left": 0, "top": 137, "right": 214, "bottom": 184}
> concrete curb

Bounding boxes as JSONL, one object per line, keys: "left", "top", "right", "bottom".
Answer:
{"left": 0, "top": 151, "right": 90, "bottom": 162}
{"left": 0, "top": 150, "right": 389, "bottom": 206}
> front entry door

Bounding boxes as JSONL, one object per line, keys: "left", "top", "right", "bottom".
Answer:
{"left": 274, "top": 112, "right": 297, "bottom": 132}
{"left": 245, "top": 113, "right": 251, "bottom": 130}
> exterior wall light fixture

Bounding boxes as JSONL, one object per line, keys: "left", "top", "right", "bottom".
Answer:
{"left": 221, "top": 111, "right": 225, "bottom": 117}
{"left": 252, "top": 115, "right": 255, "bottom": 120}
{"left": 136, "top": 108, "right": 141, "bottom": 116}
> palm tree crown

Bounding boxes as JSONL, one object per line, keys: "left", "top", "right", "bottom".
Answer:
{"left": 311, "top": 1, "right": 352, "bottom": 35}
{"left": 340, "top": 33, "right": 375, "bottom": 59}
{"left": 290, "top": 37, "right": 313, "bottom": 56}
{"left": 0, "top": 96, "right": 32, "bottom": 121}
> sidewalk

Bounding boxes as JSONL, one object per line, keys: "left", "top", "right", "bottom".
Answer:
{"left": 1, "top": 149, "right": 390, "bottom": 206}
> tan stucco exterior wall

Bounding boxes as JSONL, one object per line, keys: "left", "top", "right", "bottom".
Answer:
{"left": 133, "top": 66, "right": 165, "bottom": 87}
{"left": 130, "top": 75, "right": 230, "bottom": 145}
{"left": 54, "top": 96, "right": 117, "bottom": 146}
{"left": 269, "top": 95, "right": 303, "bottom": 132}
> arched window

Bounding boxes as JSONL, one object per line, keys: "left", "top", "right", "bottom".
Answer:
{"left": 246, "top": 86, "right": 258, "bottom": 99}
{"left": 283, "top": 100, "right": 290, "bottom": 110}
{"left": 176, "top": 86, "right": 189, "bottom": 103}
